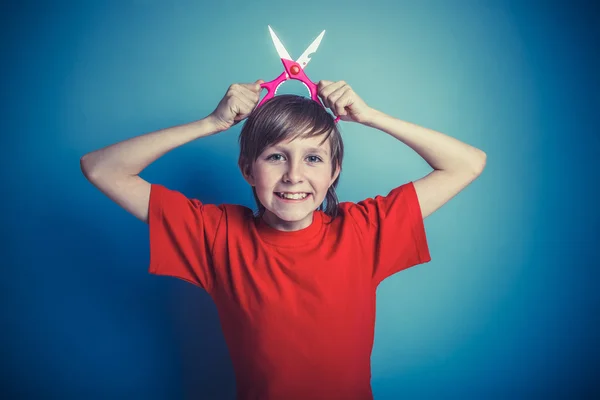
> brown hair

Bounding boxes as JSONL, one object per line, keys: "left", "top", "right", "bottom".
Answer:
{"left": 238, "top": 94, "right": 344, "bottom": 222}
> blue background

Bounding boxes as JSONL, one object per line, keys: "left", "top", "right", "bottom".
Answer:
{"left": 3, "top": 0, "right": 598, "bottom": 398}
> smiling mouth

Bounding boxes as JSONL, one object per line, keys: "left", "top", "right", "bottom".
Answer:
{"left": 275, "top": 192, "right": 311, "bottom": 200}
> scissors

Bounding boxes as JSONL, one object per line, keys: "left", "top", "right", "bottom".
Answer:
{"left": 256, "top": 25, "right": 340, "bottom": 123}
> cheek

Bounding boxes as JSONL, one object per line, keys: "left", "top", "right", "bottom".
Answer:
{"left": 254, "top": 171, "right": 279, "bottom": 191}
{"left": 317, "top": 169, "right": 335, "bottom": 183}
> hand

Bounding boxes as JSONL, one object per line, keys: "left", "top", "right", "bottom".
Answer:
{"left": 208, "top": 80, "right": 264, "bottom": 131}
{"left": 317, "top": 80, "right": 375, "bottom": 124}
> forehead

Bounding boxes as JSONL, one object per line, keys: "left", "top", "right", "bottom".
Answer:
{"left": 267, "top": 135, "right": 331, "bottom": 155}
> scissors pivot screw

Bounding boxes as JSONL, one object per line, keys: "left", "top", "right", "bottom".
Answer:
{"left": 290, "top": 65, "right": 300, "bottom": 75}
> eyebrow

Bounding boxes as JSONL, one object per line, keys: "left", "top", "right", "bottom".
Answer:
{"left": 271, "top": 145, "right": 329, "bottom": 156}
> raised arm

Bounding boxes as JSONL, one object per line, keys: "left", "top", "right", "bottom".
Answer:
{"left": 80, "top": 117, "right": 222, "bottom": 223}
{"left": 362, "top": 110, "right": 486, "bottom": 219}
{"left": 80, "top": 81, "right": 263, "bottom": 223}
{"left": 317, "top": 80, "right": 486, "bottom": 219}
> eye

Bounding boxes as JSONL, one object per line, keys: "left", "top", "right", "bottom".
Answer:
{"left": 266, "top": 154, "right": 322, "bottom": 163}
{"left": 266, "top": 154, "right": 285, "bottom": 161}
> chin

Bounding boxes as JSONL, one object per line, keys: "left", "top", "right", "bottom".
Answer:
{"left": 273, "top": 210, "right": 311, "bottom": 221}
{"left": 264, "top": 204, "right": 313, "bottom": 222}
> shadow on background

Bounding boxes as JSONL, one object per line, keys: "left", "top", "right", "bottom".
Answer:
{"left": 2, "top": 0, "right": 600, "bottom": 399}
{"left": 2, "top": 149, "right": 240, "bottom": 398}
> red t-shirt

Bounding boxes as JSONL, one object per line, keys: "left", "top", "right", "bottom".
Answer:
{"left": 148, "top": 182, "right": 431, "bottom": 399}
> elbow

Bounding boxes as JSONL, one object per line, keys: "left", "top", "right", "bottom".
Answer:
{"left": 80, "top": 155, "right": 90, "bottom": 178}
{"left": 472, "top": 150, "right": 487, "bottom": 175}
{"left": 80, "top": 154, "right": 98, "bottom": 181}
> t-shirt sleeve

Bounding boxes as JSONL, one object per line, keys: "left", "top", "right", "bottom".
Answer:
{"left": 147, "top": 183, "right": 224, "bottom": 292}
{"left": 347, "top": 182, "right": 431, "bottom": 285}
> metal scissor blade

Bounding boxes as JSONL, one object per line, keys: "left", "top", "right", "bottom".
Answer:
{"left": 268, "top": 25, "right": 293, "bottom": 61}
{"left": 296, "top": 30, "right": 325, "bottom": 69}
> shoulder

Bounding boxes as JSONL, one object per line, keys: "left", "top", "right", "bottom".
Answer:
{"left": 334, "top": 182, "right": 418, "bottom": 233}
{"left": 338, "top": 182, "right": 416, "bottom": 216}
{"left": 150, "top": 183, "right": 255, "bottom": 222}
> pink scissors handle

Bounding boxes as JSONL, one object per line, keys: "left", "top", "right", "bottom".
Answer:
{"left": 257, "top": 58, "right": 341, "bottom": 124}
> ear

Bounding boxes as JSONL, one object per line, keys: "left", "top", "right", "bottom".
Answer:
{"left": 242, "top": 165, "right": 255, "bottom": 186}
{"left": 331, "top": 163, "right": 341, "bottom": 185}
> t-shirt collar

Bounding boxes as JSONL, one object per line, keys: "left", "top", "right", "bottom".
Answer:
{"left": 255, "top": 211, "right": 324, "bottom": 247}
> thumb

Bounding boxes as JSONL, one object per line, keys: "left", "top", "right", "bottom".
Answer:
{"left": 254, "top": 79, "right": 265, "bottom": 93}
{"left": 255, "top": 79, "right": 265, "bottom": 92}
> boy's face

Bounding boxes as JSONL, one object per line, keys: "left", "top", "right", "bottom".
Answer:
{"left": 245, "top": 134, "right": 340, "bottom": 232}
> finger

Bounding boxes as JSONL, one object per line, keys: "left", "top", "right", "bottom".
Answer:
{"left": 334, "top": 89, "right": 354, "bottom": 116}
{"left": 226, "top": 89, "right": 253, "bottom": 119}
{"left": 241, "top": 81, "right": 264, "bottom": 94}
{"left": 317, "top": 80, "right": 334, "bottom": 106}
{"left": 319, "top": 80, "right": 347, "bottom": 108}
{"left": 328, "top": 86, "right": 351, "bottom": 114}
{"left": 321, "top": 80, "right": 346, "bottom": 97}
{"left": 233, "top": 103, "right": 253, "bottom": 122}
{"left": 317, "top": 79, "right": 333, "bottom": 91}
{"left": 232, "top": 85, "right": 259, "bottom": 107}
{"left": 318, "top": 83, "right": 334, "bottom": 108}
{"left": 249, "top": 80, "right": 264, "bottom": 95}
{"left": 239, "top": 82, "right": 263, "bottom": 103}
{"left": 234, "top": 92, "right": 256, "bottom": 115}
{"left": 317, "top": 79, "right": 332, "bottom": 93}
{"left": 254, "top": 80, "right": 265, "bottom": 97}
{"left": 225, "top": 96, "right": 241, "bottom": 123}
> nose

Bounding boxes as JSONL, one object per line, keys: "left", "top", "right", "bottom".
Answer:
{"left": 283, "top": 160, "right": 305, "bottom": 183}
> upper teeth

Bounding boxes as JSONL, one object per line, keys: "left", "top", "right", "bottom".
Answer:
{"left": 279, "top": 192, "right": 308, "bottom": 199}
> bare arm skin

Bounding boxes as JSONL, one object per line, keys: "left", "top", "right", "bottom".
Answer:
{"left": 80, "top": 116, "right": 223, "bottom": 223}
{"left": 80, "top": 81, "right": 263, "bottom": 223}
{"left": 316, "top": 79, "right": 486, "bottom": 219}
{"left": 362, "top": 109, "right": 487, "bottom": 219}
